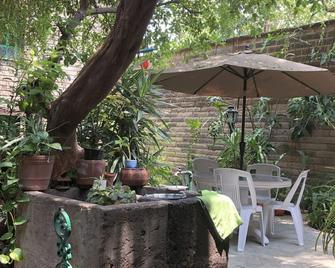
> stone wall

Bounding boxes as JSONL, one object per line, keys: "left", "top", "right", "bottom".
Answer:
{"left": 158, "top": 20, "right": 335, "bottom": 181}
{"left": 16, "top": 189, "right": 227, "bottom": 268}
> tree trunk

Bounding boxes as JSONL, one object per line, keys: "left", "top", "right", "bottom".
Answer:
{"left": 47, "top": 0, "right": 158, "bottom": 178}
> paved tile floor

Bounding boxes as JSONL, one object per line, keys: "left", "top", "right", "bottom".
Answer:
{"left": 229, "top": 216, "right": 334, "bottom": 268}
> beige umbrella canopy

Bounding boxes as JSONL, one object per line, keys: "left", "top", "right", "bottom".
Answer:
{"left": 155, "top": 51, "right": 335, "bottom": 169}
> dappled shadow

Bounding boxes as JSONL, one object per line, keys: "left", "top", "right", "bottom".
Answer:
{"left": 228, "top": 216, "right": 334, "bottom": 268}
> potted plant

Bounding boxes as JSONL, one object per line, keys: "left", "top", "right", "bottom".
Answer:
{"left": 77, "top": 106, "right": 105, "bottom": 160}
{"left": 76, "top": 158, "right": 107, "bottom": 189}
{"left": 86, "top": 180, "right": 136, "bottom": 205}
{"left": 111, "top": 136, "right": 149, "bottom": 187}
{"left": 10, "top": 116, "right": 62, "bottom": 191}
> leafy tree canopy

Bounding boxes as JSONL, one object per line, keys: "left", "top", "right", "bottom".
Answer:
{"left": 1, "top": 0, "right": 335, "bottom": 66}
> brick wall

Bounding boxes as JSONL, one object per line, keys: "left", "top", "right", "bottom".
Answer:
{"left": 0, "top": 59, "right": 81, "bottom": 115}
{"left": 158, "top": 20, "right": 335, "bottom": 181}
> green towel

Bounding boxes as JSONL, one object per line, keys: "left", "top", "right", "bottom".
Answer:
{"left": 199, "top": 190, "right": 243, "bottom": 240}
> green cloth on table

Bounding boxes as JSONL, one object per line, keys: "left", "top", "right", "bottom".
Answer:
{"left": 198, "top": 190, "right": 243, "bottom": 240}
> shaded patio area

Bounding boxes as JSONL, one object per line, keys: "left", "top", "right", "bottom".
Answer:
{"left": 229, "top": 215, "right": 334, "bottom": 268}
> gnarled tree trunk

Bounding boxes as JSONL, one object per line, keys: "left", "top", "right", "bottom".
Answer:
{"left": 47, "top": 0, "right": 158, "bottom": 178}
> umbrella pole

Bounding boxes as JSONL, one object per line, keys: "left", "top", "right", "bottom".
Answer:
{"left": 239, "top": 74, "right": 247, "bottom": 170}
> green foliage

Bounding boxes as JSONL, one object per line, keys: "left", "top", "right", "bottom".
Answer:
{"left": 77, "top": 67, "right": 169, "bottom": 173}
{"left": 15, "top": 51, "right": 66, "bottom": 117}
{"left": 288, "top": 96, "right": 335, "bottom": 140}
{"left": 207, "top": 97, "right": 229, "bottom": 140}
{"left": 245, "top": 128, "right": 276, "bottom": 164}
{"left": 209, "top": 97, "right": 279, "bottom": 168}
{"left": 303, "top": 181, "right": 335, "bottom": 230}
{"left": 143, "top": 149, "right": 181, "bottom": 186}
{"left": 2, "top": 0, "right": 334, "bottom": 70}
{"left": 86, "top": 181, "right": 136, "bottom": 206}
{"left": 0, "top": 129, "right": 29, "bottom": 265}
{"left": 185, "top": 118, "right": 202, "bottom": 169}
{"left": 217, "top": 128, "right": 275, "bottom": 168}
{"left": 2, "top": 116, "right": 62, "bottom": 156}
{"left": 316, "top": 201, "right": 335, "bottom": 257}
{"left": 217, "top": 130, "right": 241, "bottom": 168}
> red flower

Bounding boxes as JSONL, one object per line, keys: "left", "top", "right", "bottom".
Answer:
{"left": 140, "top": 60, "right": 151, "bottom": 70}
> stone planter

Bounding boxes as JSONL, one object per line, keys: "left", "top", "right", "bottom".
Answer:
{"left": 16, "top": 188, "right": 228, "bottom": 268}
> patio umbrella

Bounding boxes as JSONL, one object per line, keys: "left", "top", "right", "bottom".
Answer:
{"left": 155, "top": 51, "right": 335, "bottom": 169}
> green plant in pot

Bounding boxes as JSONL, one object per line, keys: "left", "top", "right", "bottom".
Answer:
{"left": 112, "top": 136, "right": 149, "bottom": 187}
{"left": 4, "top": 116, "right": 62, "bottom": 191}
{"left": 114, "top": 136, "right": 137, "bottom": 168}
{"left": 86, "top": 179, "right": 136, "bottom": 205}
{"left": 77, "top": 106, "right": 106, "bottom": 160}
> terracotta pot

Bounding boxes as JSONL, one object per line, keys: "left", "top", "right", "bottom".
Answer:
{"left": 76, "top": 159, "right": 106, "bottom": 189}
{"left": 104, "top": 172, "right": 117, "bottom": 187}
{"left": 18, "top": 155, "right": 55, "bottom": 191}
{"left": 120, "top": 168, "right": 149, "bottom": 187}
{"left": 275, "top": 209, "right": 285, "bottom": 216}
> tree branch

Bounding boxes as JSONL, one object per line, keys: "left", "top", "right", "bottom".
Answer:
{"left": 48, "top": 0, "right": 158, "bottom": 140}
{"left": 87, "top": 6, "right": 118, "bottom": 15}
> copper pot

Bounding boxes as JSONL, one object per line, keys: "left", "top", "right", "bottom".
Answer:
{"left": 120, "top": 168, "right": 149, "bottom": 187}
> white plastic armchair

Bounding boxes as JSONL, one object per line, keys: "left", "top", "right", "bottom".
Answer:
{"left": 263, "top": 170, "right": 309, "bottom": 246}
{"left": 214, "top": 168, "right": 265, "bottom": 251}
{"left": 247, "top": 163, "right": 281, "bottom": 201}
{"left": 192, "top": 158, "right": 219, "bottom": 191}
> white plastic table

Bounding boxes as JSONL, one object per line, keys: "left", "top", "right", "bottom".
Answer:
{"left": 239, "top": 174, "right": 292, "bottom": 204}
{"left": 239, "top": 174, "right": 292, "bottom": 244}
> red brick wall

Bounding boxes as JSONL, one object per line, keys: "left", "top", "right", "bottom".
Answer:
{"left": 158, "top": 20, "right": 335, "bottom": 181}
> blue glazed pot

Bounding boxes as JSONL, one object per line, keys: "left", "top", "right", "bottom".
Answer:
{"left": 126, "top": 159, "right": 137, "bottom": 168}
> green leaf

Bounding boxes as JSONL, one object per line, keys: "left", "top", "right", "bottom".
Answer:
{"left": 9, "top": 248, "right": 23, "bottom": 261}
{"left": 0, "top": 162, "right": 14, "bottom": 168}
{"left": 0, "top": 254, "right": 10, "bottom": 264}
{"left": 46, "top": 143, "right": 62, "bottom": 150}
{"left": 0, "top": 232, "right": 13, "bottom": 241}
{"left": 13, "top": 216, "right": 27, "bottom": 226}
{"left": 6, "top": 179, "right": 19, "bottom": 186}
{"left": 16, "top": 194, "right": 30, "bottom": 203}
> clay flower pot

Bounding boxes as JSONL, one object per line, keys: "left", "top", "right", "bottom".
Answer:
{"left": 18, "top": 155, "right": 55, "bottom": 191}
{"left": 104, "top": 172, "right": 117, "bottom": 187}
{"left": 76, "top": 159, "right": 106, "bottom": 189}
{"left": 120, "top": 168, "right": 149, "bottom": 187}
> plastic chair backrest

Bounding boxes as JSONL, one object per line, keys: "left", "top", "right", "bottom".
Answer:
{"left": 192, "top": 158, "right": 219, "bottom": 190}
{"left": 247, "top": 163, "right": 281, "bottom": 177}
{"left": 282, "top": 170, "right": 309, "bottom": 208}
{"left": 193, "top": 158, "right": 219, "bottom": 177}
{"left": 214, "top": 168, "right": 257, "bottom": 211}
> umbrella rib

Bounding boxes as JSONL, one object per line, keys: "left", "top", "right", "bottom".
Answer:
{"left": 193, "top": 68, "right": 226, "bottom": 94}
{"left": 222, "top": 66, "right": 244, "bottom": 79}
{"left": 252, "top": 75, "right": 261, "bottom": 97}
{"left": 281, "top": 71, "right": 321, "bottom": 95}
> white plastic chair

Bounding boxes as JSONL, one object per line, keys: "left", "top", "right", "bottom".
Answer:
{"left": 247, "top": 163, "right": 281, "bottom": 201}
{"left": 192, "top": 158, "right": 219, "bottom": 191}
{"left": 214, "top": 168, "right": 265, "bottom": 251}
{"left": 263, "top": 170, "right": 309, "bottom": 246}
